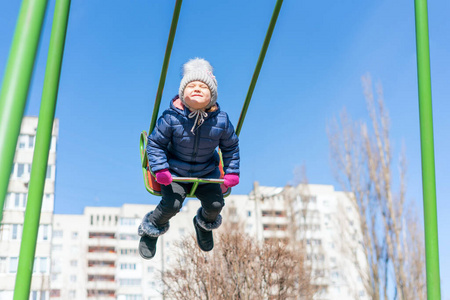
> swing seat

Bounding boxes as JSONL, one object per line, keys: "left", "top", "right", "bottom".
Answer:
{"left": 140, "top": 131, "right": 231, "bottom": 197}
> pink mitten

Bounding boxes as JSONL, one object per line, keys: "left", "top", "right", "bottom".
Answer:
{"left": 224, "top": 173, "right": 239, "bottom": 188}
{"left": 155, "top": 169, "right": 173, "bottom": 186}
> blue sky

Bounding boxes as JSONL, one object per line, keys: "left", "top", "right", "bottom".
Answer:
{"left": 1, "top": 0, "right": 449, "bottom": 297}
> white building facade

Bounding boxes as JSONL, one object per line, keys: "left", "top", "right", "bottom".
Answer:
{"left": 50, "top": 183, "right": 366, "bottom": 300}
{"left": 221, "top": 182, "right": 367, "bottom": 299}
{"left": 0, "top": 116, "right": 58, "bottom": 300}
{"left": 49, "top": 201, "right": 202, "bottom": 300}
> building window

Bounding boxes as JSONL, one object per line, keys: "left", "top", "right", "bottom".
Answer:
{"left": 120, "top": 263, "right": 136, "bottom": 270}
{"left": 14, "top": 193, "right": 27, "bottom": 209}
{"left": 120, "top": 249, "right": 137, "bottom": 255}
{"left": 50, "top": 274, "right": 59, "bottom": 281}
{"left": 53, "top": 230, "right": 63, "bottom": 238}
{"left": 70, "top": 260, "right": 77, "bottom": 267}
{"left": 88, "top": 260, "right": 114, "bottom": 268}
{"left": 46, "top": 165, "right": 53, "bottom": 179}
{"left": 52, "top": 244, "right": 62, "bottom": 251}
{"left": 4, "top": 193, "right": 11, "bottom": 209}
{"left": 50, "top": 290, "right": 60, "bottom": 297}
{"left": 0, "top": 257, "right": 7, "bottom": 273}
{"left": 9, "top": 257, "right": 18, "bottom": 273}
{"left": 69, "top": 290, "right": 76, "bottom": 299}
{"left": 120, "top": 218, "right": 138, "bottom": 226}
{"left": 38, "top": 224, "right": 50, "bottom": 241}
{"left": 119, "top": 278, "right": 141, "bottom": 286}
{"left": 40, "top": 257, "right": 48, "bottom": 273}
{"left": 15, "top": 163, "right": 31, "bottom": 179}
{"left": 72, "top": 232, "right": 78, "bottom": 239}
{"left": 51, "top": 259, "right": 62, "bottom": 274}
{"left": 87, "top": 290, "right": 115, "bottom": 297}
{"left": 89, "top": 232, "right": 115, "bottom": 239}
{"left": 17, "top": 164, "right": 25, "bottom": 178}
{"left": 119, "top": 234, "right": 138, "bottom": 240}
{"left": 41, "top": 291, "right": 47, "bottom": 300}
{"left": 12, "top": 224, "right": 19, "bottom": 240}
{"left": 33, "top": 257, "right": 48, "bottom": 273}
{"left": 18, "top": 135, "right": 27, "bottom": 149}
{"left": 89, "top": 246, "right": 116, "bottom": 253}
{"left": 29, "top": 135, "right": 35, "bottom": 148}
{"left": 88, "top": 274, "right": 115, "bottom": 282}
{"left": 70, "top": 275, "right": 77, "bottom": 282}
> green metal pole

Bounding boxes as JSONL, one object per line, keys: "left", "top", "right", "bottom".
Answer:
{"left": 13, "top": 1, "right": 71, "bottom": 299}
{"left": 149, "top": 0, "right": 183, "bottom": 134}
{"left": 0, "top": 0, "right": 49, "bottom": 223}
{"left": 235, "top": 0, "right": 283, "bottom": 137}
{"left": 414, "top": 0, "right": 441, "bottom": 299}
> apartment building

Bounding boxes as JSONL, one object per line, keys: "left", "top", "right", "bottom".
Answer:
{"left": 50, "top": 201, "right": 203, "bottom": 300}
{"left": 0, "top": 117, "right": 58, "bottom": 300}
{"left": 50, "top": 183, "right": 366, "bottom": 300}
{"left": 222, "top": 182, "right": 367, "bottom": 299}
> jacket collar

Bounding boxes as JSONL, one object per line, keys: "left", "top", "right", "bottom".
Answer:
{"left": 169, "top": 95, "right": 221, "bottom": 117}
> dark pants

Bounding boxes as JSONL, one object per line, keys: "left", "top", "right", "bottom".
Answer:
{"left": 148, "top": 182, "right": 224, "bottom": 228}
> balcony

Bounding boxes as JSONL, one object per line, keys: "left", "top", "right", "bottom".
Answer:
{"left": 87, "top": 289, "right": 115, "bottom": 299}
{"left": 86, "top": 277, "right": 117, "bottom": 290}
{"left": 87, "top": 246, "right": 117, "bottom": 260}
{"left": 87, "top": 260, "right": 116, "bottom": 275}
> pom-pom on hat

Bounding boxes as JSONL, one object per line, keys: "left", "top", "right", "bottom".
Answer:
{"left": 179, "top": 58, "right": 218, "bottom": 109}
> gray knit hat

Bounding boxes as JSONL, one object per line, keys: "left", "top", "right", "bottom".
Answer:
{"left": 179, "top": 58, "right": 218, "bottom": 109}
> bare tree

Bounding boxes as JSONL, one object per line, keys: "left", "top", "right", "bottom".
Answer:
{"left": 162, "top": 221, "right": 317, "bottom": 299}
{"left": 327, "top": 74, "right": 426, "bottom": 299}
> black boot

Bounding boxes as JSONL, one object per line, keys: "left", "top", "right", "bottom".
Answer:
{"left": 139, "top": 236, "right": 158, "bottom": 259}
{"left": 193, "top": 208, "right": 222, "bottom": 252}
{"left": 138, "top": 211, "right": 170, "bottom": 260}
{"left": 193, "top": 217, "right": 214, "bottom": 252}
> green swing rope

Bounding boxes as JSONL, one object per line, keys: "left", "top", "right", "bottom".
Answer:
{"left": 235, "top": 0, "right": 283, "bottom": 137}
{"left": 148, "top": 0, "right": 183, "bottom": 135}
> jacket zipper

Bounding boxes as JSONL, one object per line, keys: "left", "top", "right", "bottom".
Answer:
{"left": 189, "top": 125, "right": 201, "bottom": 176}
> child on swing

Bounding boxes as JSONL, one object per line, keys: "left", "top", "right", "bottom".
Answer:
{"left": 138, "top": 58, "right": 240, "bottom": 259}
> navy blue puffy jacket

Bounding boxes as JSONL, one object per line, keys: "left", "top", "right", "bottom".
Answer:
{"left": 147, "top": 97, "right": 240, "bottom": 178}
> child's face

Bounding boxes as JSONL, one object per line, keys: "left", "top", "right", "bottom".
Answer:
{"left": 183, "top": 81, "right": 211, "bottom": 110}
